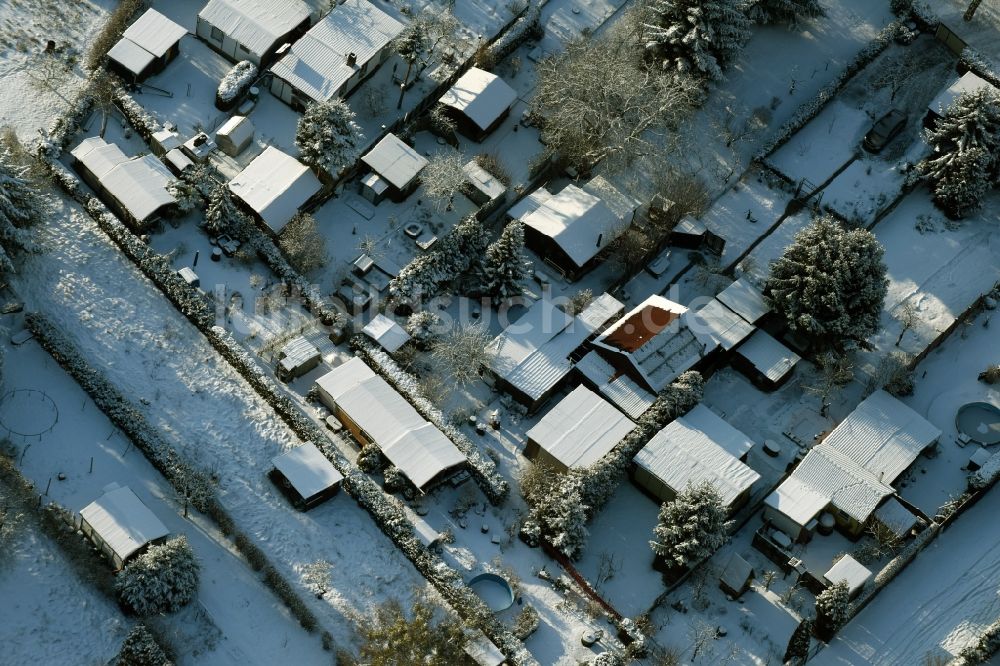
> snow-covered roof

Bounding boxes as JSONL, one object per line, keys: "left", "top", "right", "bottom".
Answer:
{"left": 824, "top": 554, "right": 872, "bottom": 596}
{"left": 108, "top": 37, "right": 156, "bottom": 76}
{"left": 487, "top": 298, "right": 575, "bottom": 378}
{"left": 465, "top": 632, "right": 505, "bottom": 666}
{"left": 736, "top": 329, "right": 800, "bottom": 383}
{"left": 362, "top": 313, "right": 410, "bottom": 353}
{"left": 122, "top": 8, "right": 187, "bottom": 59}
{"left": 228, "top": 146, "right": 322, "bottom": 234}
{"left": 716, "top": 277, "right": 768, "bottom": 324}
{"left": 198, "top": 0, "right": 311, "bottom": 59}
{"left": 519, "top": 180, "right": 636, "bottom": 269}
{"left": 496, "top": 294, "right": 623, "bottom": 402}
{"left": 592, "top": 295, "right": 708, "bottom": 392}
{"left": 314, "top": 358, "right": 466, "bottom": 489}
{"left": 719, "top": 553, "right": 754, "bottom": 593}
{"left": 507, "top": 187, "right": 553, "bottom": 220}
{"left": 527, "top": 385, "right": 636, "bottom": 469}
{"left": 71, "top": 137, "right": 129, "bottom": 179}
{"left": 634, "top": 405, "right": 760, "bottom": 508}
{"left": 166, "top": 148, "right": 194, "bottom": 173}
{"left": 575, "top": 349, "right": 656, "bottom": 420}
{"left": 764, "top": 474, "right": 832, "bottom": 529}
{"left": 463, "top": 160, "right": 506, "bottom": 201}
{"left": 278, "top": 335, "right": 320, "bottom": 373}
{"left": 685, "top": 298, "right": 755, "bottom": 351}
{"left": 361, "top": 133, "right": 428, "bottom": 191}
{"left": 440, "top": 67, "right": 517, "bottom": 131}
{"left": 928, "top": 71, "right": 997, "bottom": 116}
{"left": 272, "top": 441, "right": 343, "bottom": 499}
{"left": 269, "top": 0, "right": 404, "bottom": 103}
{"left": 873, "top": 496, "right": 918, "bottom": 538}
{"left": 101, "top": 154, "right": 177, "bottom": 222}
{"left": 820, "top": 390, "right": 940, "bottom": 486}
{"left": 72, "top": 137, "right": 176, "bottom": 222}
{"left": 80, "top": 485, "right": 168, "bottom": 563}
{"left": 216, "top": 114, "right": 255, "bottom": 145}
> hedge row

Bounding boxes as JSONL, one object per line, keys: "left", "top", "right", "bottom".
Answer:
{"left": 755, "top": 21, "right": 903, "bottom": 161}
{"left": 351, "top": 336, "right": 510, "bottom": 505}
{"left": 47, "top": 71, "right": 533, "bottom": 665}
{"left": 24, "top": 313, "right": 329, "bottom": 648}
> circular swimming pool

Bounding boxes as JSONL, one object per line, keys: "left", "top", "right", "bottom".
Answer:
{"left": 956, "top": 402, "right": 1000, "bottom": 445}
{"left": 468, "top": 573, "right": 515, "bottom": 612}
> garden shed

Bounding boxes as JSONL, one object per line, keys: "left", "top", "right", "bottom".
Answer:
{"left": 362, "top": 314, "right": 410, "bottom": 353}
{"left": 733, "top": 329, "right": 801, "bottom": 390}
{"left": 439, "top": 67, "right": 517, "bottom": 141}
{"left": 277, "top": 336, "right": 321, "bottom": 381}
{"left": 270, "top": 442, "right": 344, "bottom": 510}
{"left": 215, "top": 115, "right": 255, "bottom": 157}
{"left": 196, "top": 0, "right": 311, "bottom": 66}
{"left": 79, "top": 483, "right": 169, "bottom": 570}
{"left": 228, "top": 146, "right": 323, "bottom": 235}
{"left": 524, "top": 385, "right": 636, "bottom": 472}
{"left": 107, "top": 9, "right": 187, "bottom": 82}
{"left": 719, "top": 553, "right": 754, "bottom": 598}
{"left": 824, "top": 554, "right": 872, "bottom": 599}
{"left": 360, "top": 133, "right": 428, "bottom": 203}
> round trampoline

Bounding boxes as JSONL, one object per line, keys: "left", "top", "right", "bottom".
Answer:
{"left": 468, "top": 573, "right": 515, "bottom": 612}
{"left": 956, "top": 402, "right": 1000, "bottom": 445}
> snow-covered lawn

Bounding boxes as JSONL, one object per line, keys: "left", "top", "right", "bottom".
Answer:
{"left": 12, "top": 190, "right": 433, "bottom": 652}
{"left": 815, "top": 482, "right": 1000, "bottom": 665}
{"left": 0, "top": 0, "right": 112, "bottom": 140}
{"left": 3, "top": 336, "right": 330, "bottom": 665}
{"left": 768, "top": 101, "right": 869, "bottom": 185}
{"left": 0, "top": 490, "right": 126, "bottom": 665}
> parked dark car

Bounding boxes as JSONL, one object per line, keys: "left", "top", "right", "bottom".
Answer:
{"left": 863, "top": 109, "right": 907, "bottom": 153}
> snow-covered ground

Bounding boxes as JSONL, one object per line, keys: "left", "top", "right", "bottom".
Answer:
{"left": 0, "top": 0, "right": 113, "bottom": 140}
{"left": 2, "top": 335, "right": 330, "bottom": 665}
{"left": 816, "top": 481, "right": 1000, "bottom": 665}
{"left": 11, "top": 190, "right": 432, "bottom": 653}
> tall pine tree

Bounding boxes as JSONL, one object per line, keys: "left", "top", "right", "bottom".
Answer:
{"left": 650, "top": 480, "right": 731, "bottom": 571}
{"left": 764, "top": 217, "right": 887, "bottom": 352}
{"left": 784, "top": 618, "right": 813, "bottom": 664}
{"left": 645, "top": 0, "right": 752, "bottom": 81}
{"left": 918, "top": 86, "right": 1000, "bottom": 218}
{"left": 476, "top": 221, "right": 532, "bottom": 300}
{"left": 0, "top": 149, "right": 42, "bottom": 275}
{"left": 204, "top": 184, "right": 254, "bottom": 240}
{"left": 814, "top": 580, "right": 850, "bottom": 640}
{"left": 295, "top": 98, "right": 363, "bottom": 176}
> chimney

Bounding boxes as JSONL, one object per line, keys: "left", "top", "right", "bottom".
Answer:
{"left": 347, "top": 52, "right": 357, "bottom": 67}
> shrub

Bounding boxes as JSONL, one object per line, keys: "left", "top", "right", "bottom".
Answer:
{"left": 116, "top": 624, "right": 172, "bottom": 666}
{"left": 216, "top": 61, "right": 258, "bottom": 110}
{"left": 512, "top": 605, "right": 540, "bottom": 639}
{"left": 116, "top": 536, "right": 200, "bottom": 616}
{"left": 979, "top": 364, "right": 1000, "bottom": 384}
{"left": 475, "top": 153, "right": 512, "bottom": 186}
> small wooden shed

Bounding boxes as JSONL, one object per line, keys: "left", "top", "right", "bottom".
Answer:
{"left": 215, "top": 115, "right": 255, "bottom": 157}
{"left": 79, "top": 483, "right": 169, "bottom": 570}
{"left": 719, "top": 553, "right": 754, "bottom": 598}
{"left": 270, "top": 442, "right": 344, "bottom": 510}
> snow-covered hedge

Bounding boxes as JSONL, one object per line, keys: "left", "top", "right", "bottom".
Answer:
{"left": 959, "top": 47, "right": 1000, "bottom": 90}
{"left": 957, "top": 617, "right": 1000, "bottom": 665}
{"left": 38, "top": 84, "right": 97, "bottom": 158}
{"left": 252, "top": 235, "right": 344, "bottom": 327}
{"left": 755, "top": 21, "right": 902, "bottom": 160}
{"left": 352, "top": 337, "right": 510, "bottom": 504}
{"left": 849, "top": 522, "right": 939, "bottom": 618}
{"left": 480, "top": 0, "right": 544, "bottom": 66}
{"left": 969, "top": 450, "right": 1000, "bottom": 491}
{"left": 114, "top": 85, "right": 162, "bottom": 140}
{"left": 216, "top": 61, "right": 258, "bottom": 111}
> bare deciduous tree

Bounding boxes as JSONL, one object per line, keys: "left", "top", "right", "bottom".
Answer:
{"left": 278, "top": 212, "right": 327, "bottom": 274}
{"left": 421, "top": 150, "right": 466, "bottom": 209}
{"left": 430, "top": 322, "right": 495, "bottom": 385}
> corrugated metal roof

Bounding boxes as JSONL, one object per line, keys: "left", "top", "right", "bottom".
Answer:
{"left": 736, "top": 329, "right": 800, "bottom": 382}
{"left": 685, "top": 298, "right": 755, "bottom": 351}
{"left": 575, "top": 349, "right": 656, "bottom": 420}
{"left": 521, "top": 181, "right": 633, "bottom": 269}
{"left": 272, "top": 441, "right": 343, "bottom": 499}
{"left": 527, "top": 385, "right": 636, "bottom": 469}
{"left": 716, "top": 277, "right": 769, "bottom": 324}
{"left": 313, "top": 358, "right": 466, "bottom": 489}
{"left": 279, "top": 335, "right": 320, "bottom": 372}
{"left": 108, "top": 37, "right": 156, "bottom": 75}
{"left": 361, "top": 133, "right": 427, "bottom": 191}
{"left": 362, "top": 313, "right": 410, "bottom": 352}
{"left": 71, "top": 137, "right": 129, "bottom": 179}
{"left": 502, "top": 294, "right": 623, "bottom": 402}
{"left": 102, "top": 154, "right": 177, "bottom": 222}
{"left": 122, "top": 8, "right": 186, "bottom": 58}
{"left": 79, "top": 485, "right": 168, "bottom": 563}
{"left": 270, "top": 0, "right": 403, "bottom": 102}
{"left": 873, "top": 496, "right": 918, "bottom": 537}
{"left": 633, "top": 406, "right": 760, "bottom": 508}
{"left": 228, "top": 146, "right": 321, "bottom": 234}
{"left": 440, "top": 67, "right": 517, "bottom": 132}
{"left": 199, "top": 0, "right": 311, "bottom": 58}
{"left": 487, "top": 298, "right": 574, "bottom": 378}
{"left": 821, "top": 390, "right": 940, "bottom": 485}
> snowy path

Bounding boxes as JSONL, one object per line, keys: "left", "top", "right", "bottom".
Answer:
{"left": 814, "top": 488, "right": 1000, "bottom": 665}
{"left": 13, "top": 193, "right": 429, "bottom": 651}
